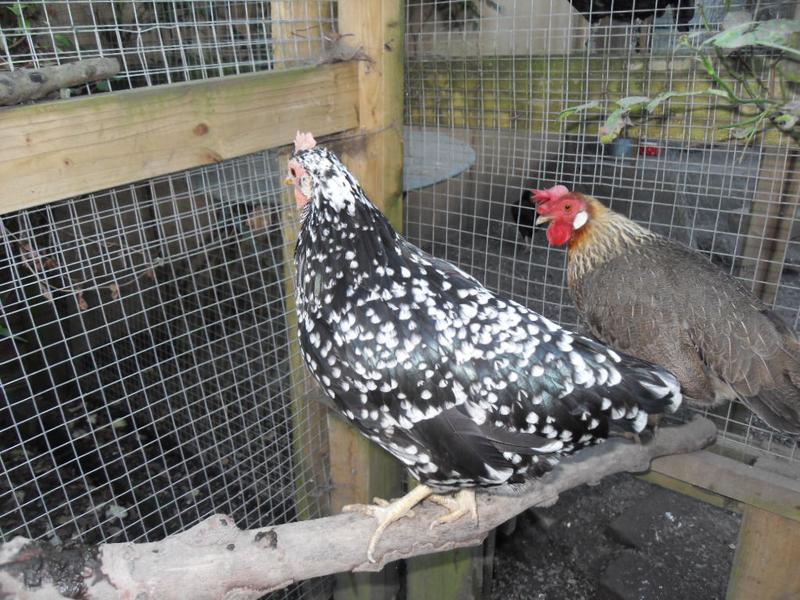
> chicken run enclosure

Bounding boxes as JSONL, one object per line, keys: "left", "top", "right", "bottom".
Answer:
{"left": 1, "top": 0, "right": 799, "bottom": 598}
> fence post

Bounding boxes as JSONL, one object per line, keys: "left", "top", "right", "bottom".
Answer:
{"left": 273, "top": 0, "right": 336, "bottom": 523}
{"left": 331, "top": 1, "right": 406, "bottom": 599}
{"left": 727, "top": 506, "right": 800, "bottom": 600}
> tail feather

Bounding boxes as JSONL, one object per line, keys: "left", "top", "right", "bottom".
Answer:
{"left": 744, "top": 379, "right": 800, "bottom": 435}
{"left": 612, "top": 355, "right": 682, "bottom": 434}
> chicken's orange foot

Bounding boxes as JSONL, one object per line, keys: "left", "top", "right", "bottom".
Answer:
{"left": 428, "top": 489, "right": 478, "bottom": 528}
{"left": 342, "top": 484, "right": 434, "bottom": 562}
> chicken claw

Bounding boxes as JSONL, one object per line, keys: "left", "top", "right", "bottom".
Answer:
{"left": 342, "top": 484, "right": 434, "bottom": 562}
{"left": 428, "top": 489, "right": 478, "bottom": 528}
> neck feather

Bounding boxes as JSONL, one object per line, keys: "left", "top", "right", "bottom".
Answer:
{"left": 567, "top": 198, "right": 656, "bottom": 283}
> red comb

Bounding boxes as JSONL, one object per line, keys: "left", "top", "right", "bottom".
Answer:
{"left": 294, "top": 131, "right": 317, "bottom": 152}
{"left": 531, "top": 185, "right": 570, "bottom": 204}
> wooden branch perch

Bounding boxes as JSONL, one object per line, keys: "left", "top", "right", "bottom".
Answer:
{"left": 0, "top": 418, "right": 716, "bottom": 600}
{"left": 0, "top": 58, "right": 120, "bottom": 106}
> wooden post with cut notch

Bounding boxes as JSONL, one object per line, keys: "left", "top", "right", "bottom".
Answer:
{"left": 330, "top": 1, "right": 406, "bottom": 599}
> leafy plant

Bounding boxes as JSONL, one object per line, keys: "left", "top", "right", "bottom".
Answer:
{"left": 53, "top": 33, "right": 74, "bottom": 51}
{"left": 6, "top": 2, "right": 33, "bottom": 31}
{"left": 560, "top": 18, "right": 800, "bottom": 147}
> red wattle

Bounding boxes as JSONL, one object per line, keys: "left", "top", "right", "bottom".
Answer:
{"left": 547, "top": 221, "right": 572, "bottom": 246}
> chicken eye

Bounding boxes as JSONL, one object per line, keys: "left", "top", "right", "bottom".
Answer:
{"left": 564, "top": 203, "right": 572, "bottom": 211}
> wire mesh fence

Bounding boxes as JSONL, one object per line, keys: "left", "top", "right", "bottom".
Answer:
{"left": 404, "top": 0, "right": 800, "bottom": 469}
{"left": 1, "top": 6, "right": 333, "bottom": 599}
{"left": 0, "top": 148, "right": 329, "bottom": 545}
{"left": 0, "top": 0, "right": 335, "bottom": 92}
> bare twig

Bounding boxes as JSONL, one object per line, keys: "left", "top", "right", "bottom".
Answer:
{"left": 0, "top": 418, "right": 716, "bottom": 600}
{"left": 0, "top": 57, "right": 119, "bottom": 106}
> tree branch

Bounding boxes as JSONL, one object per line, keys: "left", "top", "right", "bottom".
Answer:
{"left": 0, "top": 418, "right": 716, "bottom": 600}
{"left": 0, "top": 58, "right": 120, "bottom": 106}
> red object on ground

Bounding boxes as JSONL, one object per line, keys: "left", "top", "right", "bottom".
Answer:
{"left": 638, "top": 145, "right": 660, "bottom": 157}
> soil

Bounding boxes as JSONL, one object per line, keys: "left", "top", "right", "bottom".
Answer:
{"left": 490, "top": 473, "right": 741, "bottom": 600}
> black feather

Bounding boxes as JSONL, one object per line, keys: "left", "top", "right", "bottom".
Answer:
{"left": 510, "top": 189, "right": 536, "bottom": 243}
{"left": 292, "top": 144, "right": 682, "bottom": 492}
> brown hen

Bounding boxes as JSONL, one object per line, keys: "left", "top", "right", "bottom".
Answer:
{"left": 534, "top": 186, "right": 800, "bottom": 434}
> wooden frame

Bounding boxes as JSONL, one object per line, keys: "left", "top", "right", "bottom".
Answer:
{"left": 0, "top": 62, "right": 358, "bottom": 211}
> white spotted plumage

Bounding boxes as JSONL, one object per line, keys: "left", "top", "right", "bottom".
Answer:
{"left": 292, "top": 143, "right": 682, "bottom": 491}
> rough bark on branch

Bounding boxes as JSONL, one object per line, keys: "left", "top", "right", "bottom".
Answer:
{"left": 0, "top": 58, "right": 120, "bottom": 106}
{"left": 0, "top": 418, "right": 716, "bottom": 600}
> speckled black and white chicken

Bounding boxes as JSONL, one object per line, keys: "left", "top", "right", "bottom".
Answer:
{"left": 287, "top": 132, "right": 682, "bottom": 562}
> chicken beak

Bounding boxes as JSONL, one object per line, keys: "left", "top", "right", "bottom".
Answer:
{"left": 535, "top": 214, "right": 553, "bottom": 226}
{"left": 283, "top": 176, "right": 295, "bottom": 186}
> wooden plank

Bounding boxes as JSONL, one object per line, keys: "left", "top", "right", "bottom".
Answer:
{"left": 727, "top": 506, "right": 800, "bottom": 600}
{"left": 329, "top": 2, "right": 405, "bottom": 599}
{"left": 337, "top": 0, "right": 405, "bottom": 229}
{"left": 406, "top": 546, "right": 485, "bottom": 600}
{"left": 753, "top": 150, "right": 800, "bottom": 305}
{"left": 650, "top": 450, "right": 800, "bottom": 522}
{"left": 0, "top": 62, "right": 359, "bottom": 213}
{"left": 272, "top": 9, "right": 338, "bottom": 599}
{"left": 329, "top": 415, "right": 405, "bottom": 600}
{"left": 738, "top": 149, "right": 795, "bottom": 302}
{"left": 638, "top": 471, "right": 743, "bottom": 513}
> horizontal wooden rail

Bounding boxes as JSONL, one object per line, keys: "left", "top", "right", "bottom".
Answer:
{"left": 0, "top": 62, "right": 360, "bottom": 214}
{"left": 649, "top": 449, "right": 800, "bottom": 522}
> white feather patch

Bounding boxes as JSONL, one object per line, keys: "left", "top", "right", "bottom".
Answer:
{"left": 573, "top": 210, "right": 589, "bottom": 230}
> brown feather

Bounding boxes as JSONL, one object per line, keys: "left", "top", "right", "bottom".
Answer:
{"left": 564, "top": 195, "right": 800, "bottom": 434}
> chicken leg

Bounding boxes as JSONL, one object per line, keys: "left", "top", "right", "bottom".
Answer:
{"left": 428, "top": 489, "right": 478, "bottom": 527}
{"left": 342, "top": 485, "right": 478, "bottom": 562}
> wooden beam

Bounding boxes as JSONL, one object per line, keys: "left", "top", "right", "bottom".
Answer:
{"left": 405, "top": 545, "right": 486, "bottom": 600}
{"left": 337, "top": 0, "right": 405, "bottom": 229}
{"left": 0, "top": 62, "right": 359, "bottom": 214}
{"left": 727, "top": 506, "right": 800, "bottom": 600}
{"left": 273, "top": 3, "right": 336, "bottom": 575}
{"left": 650, "top": 449, "right": 800, "bottom": 523}
{"left": 753, "top": 150, "right": 800, "bottom": 305}
{"left": 330, "top": 2, "right": 405, "bottom": 599}
{"left": 738, "top": 149, "right": 796, "bottom": 302}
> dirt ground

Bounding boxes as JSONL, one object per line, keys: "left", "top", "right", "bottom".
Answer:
{"left": 490, "top": 473, "right": 741, "bottom": 600}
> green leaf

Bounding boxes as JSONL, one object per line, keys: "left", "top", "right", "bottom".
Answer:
{"left": 558, "top": 100, "right": 601, "bottom": 120}
{"left": 7, "top": 3, "right": 30, "bottom": 17}
{"left": 717, "top": 113, "right": 767, "bottom": 130}
{"left": 645, "top": 89, "right": 729, "bottom": 113}
{"left": 705, "top": 20, "right": 800, "bottom": 58}
{"left": 94, "top": 80, "right": 111, "bottom": 92}
{"left": 614, "top": 96, "right": 650, "bottom": 110}
{"left": 598, "top": 107, "right": 628, "bottom": 144}
{"left": 775, "top": 113, "right": 798, "bottom": 131}
{"left": 730, "top": 126, "right": 756, "bottom": 139}
{"left": 7, "top": 2, "right": 32, "bottom": 30}
{"left": 53, "top": 33, "right": 73, "bottom": 51}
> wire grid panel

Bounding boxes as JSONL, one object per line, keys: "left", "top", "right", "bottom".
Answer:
{"left": 403, "top": 0, "right": 799, "bottom": 467}
{"left": 0, "top": 150, "right": 329, "bottom": 580}
{"left": 0, "top": 1, "right": 335, "bottom": 91}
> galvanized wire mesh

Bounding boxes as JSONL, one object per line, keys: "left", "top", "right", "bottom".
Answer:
{"left": 404, "top": 0, "right": 800, "bottom": 470}
{"left": 0, "top": 0, "right": 335, "bottom": 91}
{"left": 0, "top": 6, "right": 334, "bottom": 599}
{"left": 0, "top": 149, "right": 329, "bottom": 551}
